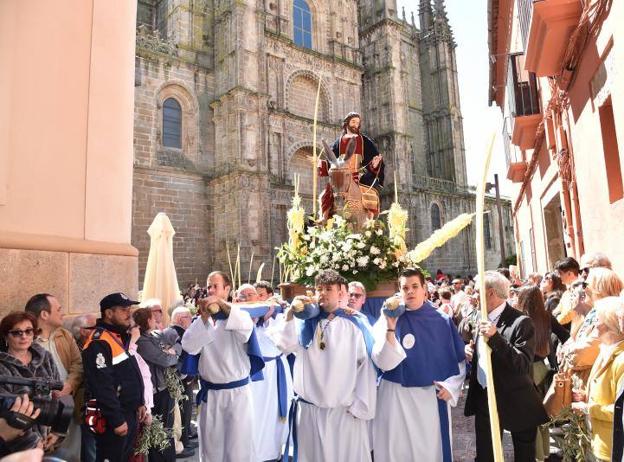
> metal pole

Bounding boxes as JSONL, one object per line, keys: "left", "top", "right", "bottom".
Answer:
{"left": 494, "top": 174, "right": 506, "bottom": 265}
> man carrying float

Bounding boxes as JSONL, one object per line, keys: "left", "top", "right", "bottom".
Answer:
{"left": 271, "top": 269, "right": 377, "bottom": 462}
{"left": 372, "top": 267, "right": 466, "bottom": 462}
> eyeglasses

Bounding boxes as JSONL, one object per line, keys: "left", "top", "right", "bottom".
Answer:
{"left": 8, "top": 328, "right": 35, "bottom": 338}
{"left": 349, "top": 293, "right": 364, "bottom": 298}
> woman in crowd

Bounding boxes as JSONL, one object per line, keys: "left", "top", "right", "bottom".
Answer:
{"left": 133, "top": 308, "right": 179, "bottom": 462}
{"left": 516, "top": 285, "right": 567, "bottom": 460}
{"left": 560, "top": 268, "right": 623, "bottom": 389}
{"left": 572, "top": 297, "right": 624, "bottom": 461}
{"left": 540, "top": 272, "right": 566, "bottom": 313}
{"left": 0, "top": 311, "right": 60, "bottom": 453}
{"left": 437, "top": 289, "right": 454, "bottom": 317}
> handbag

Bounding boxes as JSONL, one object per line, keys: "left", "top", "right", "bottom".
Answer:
{"left": 543, "top": 369, "right": 572, "bottom": 417}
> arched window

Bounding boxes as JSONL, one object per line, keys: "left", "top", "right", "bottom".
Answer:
{"left": 431, "top": 203, "right": 441, "bottom": 231}
{"left": 293, "top": 0, "right": 312, "bottom": 49}
{"left": 162, "top": 97, "right": 182, "bottom": 148}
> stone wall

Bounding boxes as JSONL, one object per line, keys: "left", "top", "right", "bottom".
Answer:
{"left": 132, "top": 167, "right": 211, "bottom": 289}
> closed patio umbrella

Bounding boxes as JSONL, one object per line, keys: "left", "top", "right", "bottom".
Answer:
{"left": 141, "top": 212, "right": 182, "bottom": 325}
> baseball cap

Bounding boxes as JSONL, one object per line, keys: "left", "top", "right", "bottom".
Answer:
{"left": 100, "top": 292, "right": 139, "bottom": 312}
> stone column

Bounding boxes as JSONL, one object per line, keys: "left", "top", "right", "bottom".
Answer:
{"left": 0, "top": 0, "right": 139, "bottom": 316}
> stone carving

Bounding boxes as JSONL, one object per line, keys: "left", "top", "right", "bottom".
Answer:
{"left": 136, "top": 25, "right": 178, "bottom": 57}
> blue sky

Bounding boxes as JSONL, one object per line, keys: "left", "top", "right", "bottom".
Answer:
{"left": 396, "top": 0, "right": 511, "bottom": 196}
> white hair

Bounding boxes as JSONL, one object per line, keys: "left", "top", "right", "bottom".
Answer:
{"left": 70, "top": 313, "right": 97, "bottom": 340}
{"left": 580, "top": 252, "right": 612, "bottom": 270}
{"left": 236, "top": 284, "right": 256, "bottom": 295}
{"left": 482, "top": 271, "right": 511, "bottom": 299}
{"left": 140, "top": 298, "right": 162, "bottom": 309}
{"left": 595, "top": 296, "right": 624, "bottom": 336}
{"left": 348, "top": 281, "right": 366, "bottom": 295}
{"left": 171, "top": 306, "right": 191, "bottom": 324}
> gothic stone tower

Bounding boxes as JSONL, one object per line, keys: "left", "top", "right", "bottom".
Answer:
{"left": 132, "top": 0, "right": 514, "bottom": 288}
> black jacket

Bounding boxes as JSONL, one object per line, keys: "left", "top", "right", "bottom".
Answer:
{"left": 464, "top": 304, "right": 549, "bottom": 432}
{"left": 82, "top": 320, "right": 144, "bottom": 428}
{"left": 614, "top": 383, "right": 624, "bottom": 462}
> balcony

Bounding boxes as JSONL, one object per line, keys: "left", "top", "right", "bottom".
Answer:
{"left": 524, "top": 0, "right": 582, "bottom": 77}
{"left": 507, "top": 53, "right": 541, "bottom": 150}
{"left": 503, "top": 117, "right": 528, "bottom": 183}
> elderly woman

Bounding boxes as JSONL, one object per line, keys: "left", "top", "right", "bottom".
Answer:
{"left": 559, "top": 268, "right": 623, "bottom": 388}
{"left": 572, "top": 297, "right": 624, "bottom": 461}
{"left": 133, "top": 308, "right": 180, "bottom": 462}
{"left": 0, "top": 311, "right": 61, "bottom": 453}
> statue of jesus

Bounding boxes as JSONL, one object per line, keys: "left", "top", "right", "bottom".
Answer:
{"left": 318, "top": 112, "right": 385, "bottom": 223}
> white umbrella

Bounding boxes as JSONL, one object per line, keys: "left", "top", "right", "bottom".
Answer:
{"left": 141, "top": 212, "right": 182, "bottom": 325}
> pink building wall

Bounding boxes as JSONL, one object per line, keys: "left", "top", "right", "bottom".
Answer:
{"left": 0, "top": 0, "right": 139, "bottom": 315}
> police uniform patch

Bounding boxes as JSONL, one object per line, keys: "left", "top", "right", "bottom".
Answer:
{"left": 96, "top": 352, "right": 106, "bottom": 369}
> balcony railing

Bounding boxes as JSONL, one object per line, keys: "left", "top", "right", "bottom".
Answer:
{"left": 508, "top": 53, "right": 540, "bottom": 117}
{"left": 411, "top": 175, "right": 476, "bottom": 195}
{"left": 507, "top": 53, "right": 542, "bottom": 150}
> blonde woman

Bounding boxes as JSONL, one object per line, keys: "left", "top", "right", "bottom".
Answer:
{"left": 572, "top": 297, "right": 624, "bottom": 461}
{"left": 560, "top": 268, "right": 623, "bottom": 388}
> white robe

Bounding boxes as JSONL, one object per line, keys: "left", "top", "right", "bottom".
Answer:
{"left": 271, "top": 315, "right": 377, "bottom": 462}
{"left": 250, "top": 316, "right": 294, "bottom": 461}
{"left": 371, "top": 315, "right": 465, "bottom": 462}
{"left": 181, "top": 307, "right": 255, "bottom": 462}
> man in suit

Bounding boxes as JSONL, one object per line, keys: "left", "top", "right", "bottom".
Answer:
{"left": 464, "top": 271, "right": 549, "bottom": 462}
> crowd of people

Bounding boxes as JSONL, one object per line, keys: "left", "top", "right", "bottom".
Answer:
{"left": 0, "top": 252, "right": 623, "bottom": 462}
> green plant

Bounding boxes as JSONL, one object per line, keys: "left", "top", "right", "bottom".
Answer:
{"left": 504, "top": 254, "right": 517, "bottom": 266}
{"left": 164, "top": 367, "right": 187, "bottom": 406}
{"left": 547, "top": 406, "right": 591, "bottom": 462}
{"left": 135, "top": 414, "right": 172, "bottom": 456}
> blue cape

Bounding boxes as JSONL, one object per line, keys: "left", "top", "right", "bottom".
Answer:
{"left": 382, "top": 302, "right": 465, "bottom": 387}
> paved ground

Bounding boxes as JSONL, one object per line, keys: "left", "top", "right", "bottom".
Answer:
{"left": 180, "top": 385, "right": 516, "bottom": 461}
{"left": 452, "top": 391, "right": 515, "bottom": 461}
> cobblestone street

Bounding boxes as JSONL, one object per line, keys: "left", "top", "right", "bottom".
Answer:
{"left": 183, "top": 386, "right": 516, "bottom": 461}
{"left": 452, "top": 391, "right": 514, "bottom": 461}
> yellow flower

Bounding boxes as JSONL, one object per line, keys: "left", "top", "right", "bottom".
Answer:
{"left": 387, "top": 202, "right": 409, "bottom": 257}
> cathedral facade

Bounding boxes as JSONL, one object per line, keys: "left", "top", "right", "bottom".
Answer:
{"left": 132, "top": 0, "right": 514, "bottom": 288}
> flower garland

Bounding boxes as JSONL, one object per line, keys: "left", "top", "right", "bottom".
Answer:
{"left": 277, "top": 215, "right": 414, "bottom": 291}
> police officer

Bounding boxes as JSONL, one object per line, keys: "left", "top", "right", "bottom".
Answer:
{"left": 82, "top": 293, "right": 146, "bottom": 461}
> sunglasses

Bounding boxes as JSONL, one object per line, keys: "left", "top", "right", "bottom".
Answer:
{"left": 8, "top": 328, "right": 35, "bottom": 338}
{"left": 349, "top": 293, "right": 364, "bottom": 298}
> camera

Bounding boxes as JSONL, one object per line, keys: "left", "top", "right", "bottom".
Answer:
{"left": 0, "top": 375, "right": 74, "bottom": 435}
